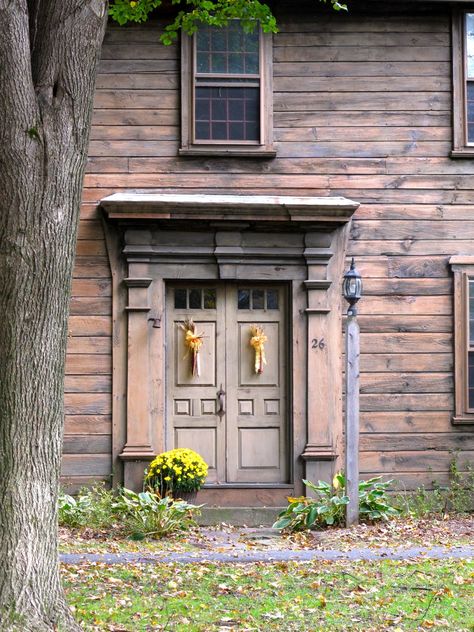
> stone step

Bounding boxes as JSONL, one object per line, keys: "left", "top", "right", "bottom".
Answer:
{"left": 197, "top": 506, "right": 285, "bottom": 527}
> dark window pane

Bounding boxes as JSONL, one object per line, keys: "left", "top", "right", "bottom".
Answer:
{"left": 195, "top": 86, "right": 259, "bottom": 142}
{"left": 212, "top": 122, "right": 227, "bottom": 140}
{"left": 244, "top": 52, "right": 259, "bottom": 74}
{"left": 468, "top": 83, "right": 474, "bottom": 143}
{"left": 189, "top": 289, "right": 202, "bottom": 309}
{"left": 174, "top": 289, "right": 187, "bottom": 309}
{"left": 196, "top": 99, "right": 210, "bottom": 121}
{"left": 238, "top": 289, "right": 250, "bottom": 309}
{"left": 211, "top": 52, "right": 227, "bottom": 73}
{"left": 229, "top": 99, "right": 244, "bottom": 121}
{"left": 245, "top": 121, "right": 259, "bottom": 141}
{"left": 469, "top": 352, "right": 474, "bottom": 408}
{"left": 203, "top": 289, "right": 216, "bottom": 309}
{"left": 196, "top": 122, "right": 210, "bottom": 140}
{"left": 252, "top": 289, "right": 264, "bottom": 309}
{"left": 228, "top": 53, "right": 244, "bottom": 74}
{"left": 212, "top": 99, "right": 226, "bottom": 120}
{"left": 229, "top": 122, "right": 245, "bottom": 140}
{"left": 266, "top": 290, "right": 279, "bottom": 310}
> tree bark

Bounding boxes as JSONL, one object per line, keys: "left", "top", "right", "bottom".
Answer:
{"left": 0, "top": 1, "right": 107, "bottom": 629}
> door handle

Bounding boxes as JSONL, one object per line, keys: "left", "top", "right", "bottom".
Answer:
{"left": 217, "top": 384, "right": 225, "bottom": 419}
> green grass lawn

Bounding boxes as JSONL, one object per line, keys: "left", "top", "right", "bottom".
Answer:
{"left": 62, "top": 558, "right": 474, "bottom": 631}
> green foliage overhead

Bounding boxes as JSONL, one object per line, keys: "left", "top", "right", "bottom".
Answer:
{"left": 109, "top": 0, "right": 347, "bottom": 45}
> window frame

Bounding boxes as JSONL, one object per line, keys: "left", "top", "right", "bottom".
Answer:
{"left": 452, "top": 11, "right": 474, "bottom": 157}
{"left": 180, "top": 25, "right": 275, "bottom": 157}
{"left": 450, "top": 256, "right": 474, "bottom": 424}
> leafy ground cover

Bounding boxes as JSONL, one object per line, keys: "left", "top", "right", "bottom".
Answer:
{"left": 62, "top": 557, "right": 474, "bottom": 631}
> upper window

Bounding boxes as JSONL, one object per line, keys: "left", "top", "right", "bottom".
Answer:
{"left": 180, "top": 22, "right": 274, "bottom": 156}
{"left": 452, "top": 12, "right": 474, "bottom": 156}
{"left": 450, "top": 256, "right": 474, "bottom": 424}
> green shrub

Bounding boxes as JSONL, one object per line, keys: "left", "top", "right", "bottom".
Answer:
{"left": 397, "top": 460, "right": 474, "bottom": 517}
{"left": 58, "top": 484, "right": 117, "bottom": 528}
{"left": 273, "top": 474, "right": 399, "bottom": 532}
{"left": 112, "top": 489, "right": 200, "bottom": 539}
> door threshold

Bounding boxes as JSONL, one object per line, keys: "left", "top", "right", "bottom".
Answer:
{"left": 203, "top": 483, "right": 293, "bottom": 489}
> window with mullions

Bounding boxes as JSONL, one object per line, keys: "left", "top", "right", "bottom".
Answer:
{"left": 452, "top": 12, "right": 474, "bottom": 155}
{"left": 450, "top": 256, "right": 474, "bottom": 424}
{"left": 180, "top": 21, "right": 274, "bottom": 156}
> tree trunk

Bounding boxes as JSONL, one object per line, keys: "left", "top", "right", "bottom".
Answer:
{"left": 0, "top": 2, "right": 107, "bottom": 629}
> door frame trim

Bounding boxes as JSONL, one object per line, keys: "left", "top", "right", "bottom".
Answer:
{"left": 102, "top": 193, "right": 359, "bottom": 495}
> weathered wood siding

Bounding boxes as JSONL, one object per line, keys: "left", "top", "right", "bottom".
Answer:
{"left": 66, "top": 3, "right": 474, "bottom": 490}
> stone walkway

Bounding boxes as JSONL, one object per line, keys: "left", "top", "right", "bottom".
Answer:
{"left": 60, "top": 544, "right": 474, "bottom": 565}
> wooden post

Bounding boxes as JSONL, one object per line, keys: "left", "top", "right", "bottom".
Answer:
{"left": 345, "top": 312, "right": 360, "bottom": 527}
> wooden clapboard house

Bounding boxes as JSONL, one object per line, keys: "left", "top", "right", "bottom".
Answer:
{"left": 65, "top": 0, "right": 474, "bottom": 506}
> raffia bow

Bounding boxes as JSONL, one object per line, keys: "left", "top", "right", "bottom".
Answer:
{"left": 249, "top": 325, "right": 267, "bottom": 374}
{"left": 179, "top": 318, "right": 204, "bottom": 377}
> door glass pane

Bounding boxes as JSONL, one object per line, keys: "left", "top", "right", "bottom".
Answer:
{"left": 252, "top": 289, "right": 264, "bottom": 309}
{"left": 174, "top": 288, "right": 187, "bottom": 309}
{"left": 266, "top": 289, "right": 279, "bottom": 310}
{"left": 238, "top": 289, "right": 250, "bottom": 309}
{"left": 189, "top": 289, "right": 202, "bottom": 309}
{"left": 204, "top": 288, "right": 216, "bottom": 309}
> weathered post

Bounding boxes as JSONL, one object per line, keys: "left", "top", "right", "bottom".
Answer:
{"left": 342, "top": 259, "right": 362, "bottom": 527}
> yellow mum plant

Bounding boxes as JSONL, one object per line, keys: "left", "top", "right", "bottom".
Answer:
{"left": 145, "top": 448, "right": 208, "bottom": 497}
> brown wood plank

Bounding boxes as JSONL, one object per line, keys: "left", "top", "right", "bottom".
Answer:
{"left": 63, "top": 435, "right": 112, "bottom": 454}
{"left": 274, "top": 32, "right": 449, "bottom": 48}
{"left": 92, "top": 108, "right": 178, "bottom": 126}
{"left": 274, "top": 76, "right": 448, "bottom": 93}
{"left": 65, "top": 415, "right": 112, "bottom": 435}
{"left": 360, "top": 432, "right": 474, "bottom": 451}
{"left": 64, "top": 376, "right": 112, "bottom": 393}
{"left": 80, "top": 204, "right": 102, "bottom": 219}
{"left": 96, "top": 74, "right": 178, "bottom": 90}
{"left": 352, "top": 219, "right": 474, "bottom": 240}
{"left": 75, "top": 240, "right": 107, "bottom": 256}
{"left": 277, "top": 126, "right": 449, "bottom": 142}
{"left": 360, "top": 450, "right": 474, "bottom": 472}
{"left": 360, "top": 372, "right": 453, "bottom": 394}
{"left": 77, "top": 221, "right": 104, "bottom": 240}
{"left": 66, "top": 354, "right": 112, "bottom": 374}
{"left": 360, "top": 333, "right": 452, "bottom": 353}
{"left": 278, "top": 17, "right": 448, "bottom": 34}
{"left": 358, "top": 315, "right": 452, "bottom": 333}
{"left": 64, "top": 393, "right": 111, "bottom": 415}
{"left": 273, "top": 46, "right": 450, "bottom": 63}
{"left": 61, "top": 455, "right": 112, "bottom": 476}
{"left": 360, "top": 393, "right": 452, "bottom": 412}
{"left": 98, "top": 59, "right": 178, "bottom": 74}
{"left": 69, "top": 297, "right": 111, "bottom": 316}
{"left": 93, "top": 90, "right": 177, "bottom": 109}
{"left": 362, "top": 278, "right": 451, "bottom": 295}
{"left": 275, "top": 110, "right": 450, "bottom": 126}
{"left": 71, "top": 279, "right": 112, "bottom": 297}
{"left": 67, "top": 338, "right": 111, "bottom": 354}
{"left": 100, "top": 44, "right": 176, "bottom": 61}
{"left": 73, "top": 258, "right": 110, "bottom": 279}
{"left": 68, "top": 316, "right": 112, "bottom": 337}
{"left": 273, "top": 92, "right": 450, "bottom": 111}
{"left": 358, "top": 296, "right": 451, "bottom": 316}
{"left": 360, "top": 411, "right": 452, "bottom": 433}
{"left": 91, "top": 125, "right": 179, "bottom": 141}
{"left": 349, "top": 239, "right": 474, "bottom": 256}
{"left": 360, "top": 354, "right": 452, "bottom": 373}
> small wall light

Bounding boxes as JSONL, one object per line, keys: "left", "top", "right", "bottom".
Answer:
{"left": 343, "top": 257, "right": 362, "bottom": 316}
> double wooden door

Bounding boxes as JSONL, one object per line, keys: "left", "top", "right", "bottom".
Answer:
{"left": 166, "top": 283, "right": 288, "bottom": 485}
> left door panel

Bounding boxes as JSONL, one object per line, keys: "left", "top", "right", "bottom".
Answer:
{"left": 166, "top": 285, "right": 226, "bottom": 483}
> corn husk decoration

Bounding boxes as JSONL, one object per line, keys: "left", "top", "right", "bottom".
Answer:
{"left": 179, "top": 318, "right": 204, "bottom": 377}
{"left": 249, "top": 325, "right": 267, "bottom": 374}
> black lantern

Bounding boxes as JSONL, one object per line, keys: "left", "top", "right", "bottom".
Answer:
{"left": 343, "top": 258, "right": 362, "bottom": 315}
